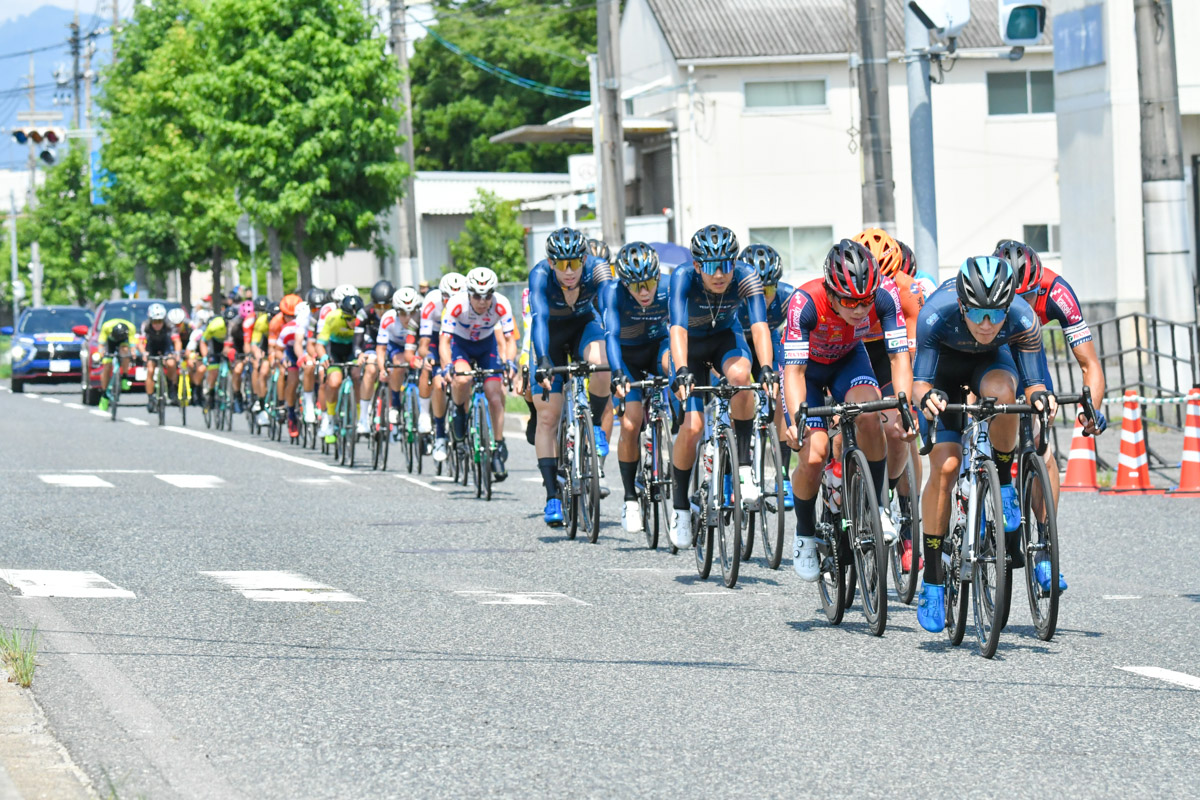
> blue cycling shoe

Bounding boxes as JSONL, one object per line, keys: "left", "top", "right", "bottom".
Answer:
{"left": 783, "top": 480, "right": 795, "bottom": 510}
{"left": 543, "top": 498, "right": 565, "bottom": 527}
{"left": 917, "top": 582, "right": 946, "bottom": 633}
{"left": 999, "top": 485, "right": 1020, "bottom": 533}
{"left": 1034, "top": 560, "right": 1068, "bottom": 592}
{"left": 593, "top": 427, "right": 609, "bottom": 458}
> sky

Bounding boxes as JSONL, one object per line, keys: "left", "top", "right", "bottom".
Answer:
{"left": 2, "top": 1, "right": 81, "bottom": 27}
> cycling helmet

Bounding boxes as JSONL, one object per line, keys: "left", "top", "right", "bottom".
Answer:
{"left": 340, "top": 294, "right": 364, "bottom": 317}
{"left": 690, "top": 224, "right": 739, "bottom": 262}
{"left": 267, "top": 302, "right": 279, "bottom": 318}
{"left": 823, "top": 239, "right": 880, "bottom": 300}
{"left": 239, "top": 300, "right": 255, "bottom": 319}
{"left": 465, "top": 267, "right": 498, "bottom": 297}
{"left": 895, "top": 240, "right": 917, "bottom": 277}
{"left": 587, "top": 239, "right": 611, "bottom": 263}
{"left": 957, "top": 256, "right": 1016, "bottom": 310}
{"left": 392, "top": 287, "right": 421, "bottom": 312}
{"left": 738, "top": 244, "right": 782, "bottom": 287}
{"left": 166, "top": 307, "right": 186, "bottom": 326}
{"left": 993, "top": 240, "right": 1043, "bottom": 295}
{"left": 108, "top": 322, "right": 129, "bottom": 344}
{"left": 195, "top": 309, "right": 213, "bottom": 327}
{"left": 223, "top": 305, "right": 240, "bottom": 322}
{"left": 279, "top": 294, "right": 299, "bottom": 316}
{"left": 614, "top": 242, "right": 661, "bottom": 285}
{"left": 332, "top": 284, "right": 357, "bottom": 303}
{"left": 147, "top": 303, "right": 167, "bottom": 321}
{"left": 439, "top": 273, "right": 467, "bottom": 298}
{"left": 853, "top": 228, "right": 903, "bottom": 278}
{"left": 370, "top": 279, "right": 395, "bottom": 305}
{"left": 545, "top": 227, "right": 588, "bottom": 261}
{"left": 254, "top": 296, "right": 270, "bottom": 313}
{"left": 306, "top": 287, "right": 328, "bottom": 307}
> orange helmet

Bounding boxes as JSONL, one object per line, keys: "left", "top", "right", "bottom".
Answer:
{"left": 853, "top": 228, "right": 903, "bottom": 278}
{"left": 279, "top": 293, "right": 301, "bottom": 316}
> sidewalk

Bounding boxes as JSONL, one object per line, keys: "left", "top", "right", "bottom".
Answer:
{"left": 0, "top": 679, "right": 93, "bottom": 800}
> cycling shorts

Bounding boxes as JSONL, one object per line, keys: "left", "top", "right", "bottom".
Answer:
{"left": 281, "top": 345, "right": 299, "bottom": 370}
{"left": 145, "top": 336, "right": 174, "bottom": 358}
{"left": 924, "top": 346, "right": 1019, "bottom": 446}
{"left": 103, "top": 338, "right": 129, "bottom": 359}
{"left": 204, "top": 344, "right": 227, "bottom": 367}
{"left": 795, "top": 343, "right": 879, "bottom": 431}
{"left": 326, "top": 342, "right": 355, "bottom": 372}
{"left": 449, "top": 333, "right": 502, "bottom": 380}
{"left": 679, "top": 325, "right": 752, "bottom": 414}
{"left": 619, "top": 336, "right": 670, "bottom": 404}
{"left": 543, "top": 314, "right": 606, "bottom": 394}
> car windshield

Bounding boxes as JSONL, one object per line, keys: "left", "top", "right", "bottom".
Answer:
{"left": 98, "top": 301, "right": 181, "bottom": 330}
{"left": 18, "top": 308, "right": 93, "bottom": 334}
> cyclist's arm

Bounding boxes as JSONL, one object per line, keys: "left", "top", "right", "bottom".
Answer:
{"left": 781, "top": 290, "right": 815, "bottom": 423}
{"left": 496, "top": 300, "right": 517, "bottom": 366}
{"left": 1045, "top": 277, "right": 1106, "bottom": 402}
{"left": 876, "top": 284, "right": 912, "bottom": 402}
{"left": 600, "top": 282, "right": 628, "bottom": 377}
{"left": 1007, "top": 301, "right": 1047, "bottom": 400}
{"left": 439, "top": 331, "right": 454, "bottom": 369}
{"left": 667, "top": 266, "right": 691, "bottom": 374}
{"left": 528, "top": 265, "right": 551, "bottom": 363}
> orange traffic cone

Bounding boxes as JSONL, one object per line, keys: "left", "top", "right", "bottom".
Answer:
{"left": 1169, "top": 388, "right": 1200, "bottom": 496}
{"left": 1103, "top": 390, "right": 1164, "bottom": 495}
{"left": 1060, "top": 416, "right": 1097, "bottom": 493}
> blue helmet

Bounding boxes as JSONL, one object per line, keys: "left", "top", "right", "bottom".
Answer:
{"left": 614, "top": 242, "right": 661, "bottom": 285}
{"left": 689, "top": 224, "right": 739, "bottom": 262}
{"left": 545, "top": 227, "right": 588, "bottom": 261}
{"left": 956, "top": 256, "right": 1015, "bottom": 310}
{"left": 738, "top": 244, "right": 782, "bottom": 287}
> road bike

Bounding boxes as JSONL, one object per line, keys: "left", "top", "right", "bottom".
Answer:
{"left": 396, "top": 371, "right": 426, "bottom": 474}
{"left": 453, "top": 366, "right": 508, "bottom": 501}
{"left": 369, "top": 376, "right": 390, "bottom": 471}
{"left": 616, "top": 376, "right": 674, "bottom": 551}
{"left": 176, "top": 355, "right": 193, "bottom": 427}
{"left": 741, "top": 386, "right": 786, "bottom": 569}
{"left": 101, "top": 348, "right": 132, "bottom": 422}
{"left": 327, "top": 361, "right": 360, "bottom": 466}
{"left": 147, "top": 354, "right": 172, "bottom": 427}
{"left": 540, "top": 362, "right": 602, "bottom": 542}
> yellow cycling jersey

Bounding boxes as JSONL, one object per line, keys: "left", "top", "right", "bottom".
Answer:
{"left": 252, "top": 312, "right": 269, "bottom": 346}
{"left": 98, "top": 317, "right": 136, "bottom": 345}
{"left": 203, "top": 317, "right": 228, "bottom": 342}
{"left": 318, "top": 311, "right": 359, "bottom": 345}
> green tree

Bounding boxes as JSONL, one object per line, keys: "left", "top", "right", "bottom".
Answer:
{"left": 410, "top": 0, "right": 595, "bottom": 172}
{"left": 447, "top": 189, "right": 528, "bottom": 282}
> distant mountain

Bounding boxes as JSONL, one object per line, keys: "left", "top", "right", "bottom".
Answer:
{"left": 0, "top": 5, "right": 114, "bottom": 170}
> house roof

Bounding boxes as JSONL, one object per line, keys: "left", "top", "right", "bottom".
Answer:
{"left": 414, "top": 171, "right": 571, "bottom": 216}
{"left": 644, "top": 0, "right": 1048, "bottom": 61}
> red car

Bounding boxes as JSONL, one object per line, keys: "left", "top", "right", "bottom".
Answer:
{"left": 76, "top": 299, "right": 184, "bottom": 405}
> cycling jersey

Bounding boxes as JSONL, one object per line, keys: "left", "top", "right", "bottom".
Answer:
{"left": 864, "top": 272, "right": 921, "bottom": 350}
{"left": 1021, "top": 267, "right": 1092, "bottom": 348}
{"left": 599, "top": 279, "right": 670, "bottom": 379}
{"left": 226, "top": 316, "right": 247, "bottom": 353}
{"left": 99, "top": 317, "right": 136, "bottom": 346}
{"left": 377, "top": 309, "right": 418, "bottom": 349}
{"left": 277, "top": 319, "right": 301, "bottom": 366}
{"left": 251, "top": 312, "right": 269, "bottom": 348}
{"left": 913, "top": 270, "right": 939, "bottom": 301}
{"left": 140, "top": 319, "right": 180, "bottom": 356}
{"left": 440, "top": 291, "right": 515, "bottom": 342}
{"left": 202, "top": 317, "right": 227, "bottom": 343}
{"left": 669, "top": 262, "right": 766, "bottom": 335}
{"left": 313, "top": 302, "right": 337, "bottom": 335}
{"left": 362, "top": 307, "right": 384, "bottom": 345}
{"left": 267, "top": 313, "right": 285, "bottom": 348}
{"left": 318, "top": 311, "right": 361, "bottom": 347}
{"left": 418, "top": 289, "right": 448, "bottom": 339}
{"left": 527, "top": 255, "right": 611, "bottom": 362}
{"left": 782, "top": 277, "right": 907, "bottom": 367}
{"left": 737, "top": 280, "right": 794, "bottom": 332}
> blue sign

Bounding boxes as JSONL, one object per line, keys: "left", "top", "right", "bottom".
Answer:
{"left": 90, "top": 146, "right": 112, "bottom": 205}
{"left": 124, "top": 280, "right": 138, "bottom": 297}
{"left": 1054, "top": 5, "right": 1104, "bottom": 74}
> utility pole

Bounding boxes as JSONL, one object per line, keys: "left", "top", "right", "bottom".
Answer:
{"left": 904, "top": 5, "right": 939, "bottom": 274}
{"left": 594, "top": 0, "right": 625, "bottom": 246}
{"left": 856, "top": 0, "right": 895, "bottom": 234}
{"left": 111, "top": 0, "right": 119, "bottom": 59}
{"left": 389, "top": 0, "right": 419, "bottom": 289}
{"left": 24, "top": 56, "right": 43, "bottom": 308}
{"left": 84, "top": 38, "right": 95, "bottom": 130}
{"left": 8, "top": 191, "right": 18, "bottom": 325}
{"left": 70, "top": 7, "right": 81, "bottom": 129}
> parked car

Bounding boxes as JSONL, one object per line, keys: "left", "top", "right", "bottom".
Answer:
{"left": 2, "top": 306, "right": 94, "bottom": 393}
{"left": 76, "top": 299, "right": 183, "bottom": 405}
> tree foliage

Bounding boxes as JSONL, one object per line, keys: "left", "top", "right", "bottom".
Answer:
{"left": 447, "top": 189, "right": 528, "bottom": 282}
{"left": 410, "top": 0, "right": 595, "bottom": 172}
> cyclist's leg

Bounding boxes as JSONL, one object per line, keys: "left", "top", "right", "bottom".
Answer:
{"left": 144, "top": 357, "right": 156, "bottom": 399}
{"left": 303, "top": 341, "right": 318, "bottom": 418}
{"left": 835, "top": 343, "right": 887, "bottom": 501}
{"left": 616, "top": 342, "right": 657, "bottom": 502}
{"left": 918, "top": 355, "right": 970, "bottom": 589}
{"left": 974, "top": 350, "right": 1021, "bottom": 533}
{"left": 534, "top": 319, "right": 584, "bottom": 509}
{"left": 716, "top": 325, "right": 755, "bottom": 472}
{"left": 670, "top": 335, "right": 720, "bottom": 511}
{"left": 578, "top": 319, "right": 612, "bottom": 454}
{"left": 448, "top": 352, "right": 473, "bottom": 441}
{"left": 358, "top": 352, "right": 378, "bottom": 431}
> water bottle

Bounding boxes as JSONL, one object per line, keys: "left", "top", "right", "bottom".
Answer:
{"left": 823, "top": 460, "right": 843, "bottom": 511}
{"left": 703, "top": 440, "right": 714, "bottom": 476}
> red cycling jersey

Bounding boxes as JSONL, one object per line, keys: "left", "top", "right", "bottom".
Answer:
{"left": 783, "top": 277, "right": 907, "bottom": 366}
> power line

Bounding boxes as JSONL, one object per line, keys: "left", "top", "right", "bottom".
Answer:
{"left": 0, "top": 28, "right": 111, "bottom": 63}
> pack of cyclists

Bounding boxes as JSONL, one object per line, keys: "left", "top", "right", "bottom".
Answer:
{"left": 92, "top": 222, "right": 1103, "bottom": 643}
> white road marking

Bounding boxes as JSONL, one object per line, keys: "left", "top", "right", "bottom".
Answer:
{"left": 605, "top": 567, "right": 669, "bottom": 572}
{"left": 156, "top": 474, "right": 224, "bottom": 489}
{"left": 24, "top": 392, "right": 40, "bottom": 398}
{"left": 1117, "top": 666, "right": 1200, "bottom": 691}
{"left": 432, "top": 475, "right": 457, "bottom": 482}
{"left": 0, "top": 569, "right": 136, "bottom": 599}
{"left": 454, "top": 590, "right": 589, "bottom": 606}
{"left": 41, "top": 397, "right": 61, "bottom": 404}
{"left": 1103, "top": 594, "right": 1143, "bottom": 600}
{"left": 285, "top": 476, "right": 354, "bottom": 486}
{"left": 163, "top": 426, "right": 351, "bottom": 474}
{"left": 125, "top": 417, "right": 148, "bottom": 426}
{"left": 522, "top": 476, "right": 542, "bottom": 483}
{"left": 89, "top": 410, "right": 110, "bottom": 418}
{"left": 62, "top": 469, "right": 154, "bottom": 474}
{"left": 686, "top": 591, "right": 735, "bottom": 596}
{"left": 39, "top": 474, "right": 114, "bottom": 488}
{"left": 64, "top": 402, "right": 84, "bottom": 409}
{"left": 396, "top": 474, "right": 442, "bottom": 492}
{"left": 200, "top": 571, "right": 363, "bottom": 603}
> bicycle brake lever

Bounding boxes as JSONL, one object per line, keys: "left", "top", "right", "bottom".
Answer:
{"left": 897, "top": 392, "right": 914, "bottom": 434}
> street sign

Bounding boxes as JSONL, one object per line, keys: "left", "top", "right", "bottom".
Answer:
{"left": 124, "top": 280, "right": 137, "bottom": 297}
{"left": 236, "top": 214, "right": 264, "bottom": 248}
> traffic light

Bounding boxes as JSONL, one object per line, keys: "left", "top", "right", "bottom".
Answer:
{"left": 999, "top": 0, "right": 1046, "bottom": 47}
{"left": 908, "top": 0, "right": 971, "bottom": 41}
{"left": 11, "top": 127, "right": 65, "bottom": 165}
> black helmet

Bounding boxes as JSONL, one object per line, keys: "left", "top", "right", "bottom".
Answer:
{"left": 956, "top": 256, "right": 1015, "bottom": 310}
{"left": 690, "top": 224, "right": 739, "bottom": 262}
{"left": 254, "top": 296, "right": 269, "bottom": 313}
{"left": 614, "top": 242, "right": 661, "bottom": 285}
{"left": 545, "top": 227, "right": 588, "bottom": 261}
{"left": 222, "top": 305, "right": 240, "bottom": 322}
{"left": 823, "top": 239, "right": 880, "bottom": 300}
{"left": 268, "top": 301, "right": 281, "bottom": 317}
{"left": 370, "top": 279, "right": 395, "bottom": 305}
{"left": 306, "top": 287, "right": 328, "bottom": 307}
{"left": 108, "top": 322, "right": 129, "bottom": 344}
{"left": 340, "top": 294, "right": 364, "bottom": 316}
{"left": 738, "top": 244, "right": 782, "bottom": 287}
{"left": 587, "top": 239, "right": 611, "bottom": 263}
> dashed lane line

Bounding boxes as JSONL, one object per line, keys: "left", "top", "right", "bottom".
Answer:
{"left": 1117, "top": 666, "right": 1200, "bottom": 691}
{"left": 39, "top": 474, "right": 114, "bottom": 488}
{"left": 41, "top": 397, "right": 61, "bottom": 404}
{"left": 89, "top": 410, "right": 109, "bottom": 418}
{"left": 396, "top": 474, "right": 442, "bottom": 492}
{"left": 161, "top": 426, "right": 351, "bottom": 474}
{"left": 63, "top": 402, "right": 84, "bottom": 409}
{"left": 125, "top": 417, "right": 149, "bottom": 426}
{"left": 155, "top": 474, "right": 224, "bottom": 489}
{"left": 200, "top": 571, "right": 362, "bottom": 603}
{"left": 0, "top": 569, "right": 136, "bottom": 599}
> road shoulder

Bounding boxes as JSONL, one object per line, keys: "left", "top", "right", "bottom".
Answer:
{"left": 0, "top": 678, "right": 94, "bottom": 800}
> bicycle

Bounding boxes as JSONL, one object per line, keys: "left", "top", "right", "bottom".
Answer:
{"left": 800, "top": 393, "right": 913, "bottom": 636}
{"left": 327, "top": 361, "right": 360, "bottom": 466}
{"left": 176, "top": 356, "right": 193, "bottom": 427}
{"left": 101, "top": 349, "right": 131, "bottom": 422}
{"left": 454, "top": 366, "right": 509, "bottom": 501}
{"left": 741, "top": 386, "right": 786, "bottom": 570}
{"left": 540, "top": 362, "right": 602, "bottom": 542}
{"left": 616, "top": 376, "right": 674, "bottom": 551}
{"left": 369, "top": 377, "right": 390, "bottom": 471}
{"left": 397, "top": 371, "right": 425, "bottom": 474}
{"left": 147, "top": 355, "right": 171, "bottom": 427}
{"left": 885, "top": 413, "right": 922, "bottom": 606}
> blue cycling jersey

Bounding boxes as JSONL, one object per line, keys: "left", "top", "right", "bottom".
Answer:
{"left": 669, "top": 262, "right": 766, "bottom": 335}
{"left": 528, "top": 254, "right": 612, "bottom": 361}
{"left": 737, "top": 280, "right": 794, "bottom": 332}
{"left": 600, "top": 280, "right": 670, "bottom": 378}
{"left": 912, "top": 282, "right": 1046, "bottom": 387}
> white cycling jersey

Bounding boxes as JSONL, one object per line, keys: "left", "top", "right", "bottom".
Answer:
{"left": 315, "top": 302, "right": 337, "bottom": 333}
{"left": 377, "top": 309, "right": 419, "bottom": 348}
{"left": 418, "top": 289, "right": 445, "bottom": 339}
{"left": 440, "top": 291, "right": 514, "bottom": 342}
{"left": 185, "top": 327, "right": 204, "bottom": 353}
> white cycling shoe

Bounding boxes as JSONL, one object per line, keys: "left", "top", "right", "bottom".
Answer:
{"left": 418, "top": 412, "right": 432, "bottom": 434}
{"left": 388, "top": 408, "right": 399, "bottom": 425}
{"left": 256, "top": 410, "right": 269, "bottom": 427}
{"left": 317, "top": 415, "right": 333, "bottom": 439}
{"left": 303, "top": 403, "right": 316, "bottom": 425}
{"left": 670, "top": 509, "right": 692, "bottom": 549}
{"left": 356, "top": 416, "right": 371, "bottom": 435}
{"left": 738, "top": 465, "right": 760, "bottom": 503}
{"left": 878, "top": 507, "right": 899, "bottom": 546}
{"left": 433, "top": 437, "right": 448, "bottom": 462}
{"left": 793, "top": 535, "right": 820, "bottom": 582}
{"left": 622, "top": 501, "right": 643, "bottom": 533}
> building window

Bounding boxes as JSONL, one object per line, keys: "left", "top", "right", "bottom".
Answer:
{"left": 748, "top": 226, "right": 834, "bottom": 278}
{"left": 1022, "top": 224, "right": 1060, "bottom": 256}
{"left": 744, "top": 79, "right": 826, "bottom": 110}
{"left": 987, "top": 70, "right": 1054, "bottom": 115}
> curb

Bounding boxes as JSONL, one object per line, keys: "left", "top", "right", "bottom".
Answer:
{"left": 0, "top": 679, "right": 94, "bottom": 799}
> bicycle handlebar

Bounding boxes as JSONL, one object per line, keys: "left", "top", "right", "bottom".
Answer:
{"left": 537, "top": 361, "right": 601, "bottom": 401}
{"left": 614, "top": 376, "right": 672, "bottom": 417}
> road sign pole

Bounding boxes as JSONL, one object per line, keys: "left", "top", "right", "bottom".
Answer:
{"left": 249, "top": 225, "right": 258, "bottom": 299}
{"left": 8, "top": 190, "right": 18, "bottom": 324}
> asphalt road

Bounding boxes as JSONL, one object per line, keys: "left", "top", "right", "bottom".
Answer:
{"left": 0, "top": 386, "right": 1197, "bottom": 799}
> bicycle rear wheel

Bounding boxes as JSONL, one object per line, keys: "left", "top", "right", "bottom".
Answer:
{"left": 578, "top": 408, "right": 601, "bottom": 543}
{"left": 845, "top": 448, "right": 887, "bottom": 635}
{"left": 647, "top": 416, "right": 673, "bottom": 551}
{"left": 715, "top": 429, "right": 742, "bottom": 588}
{"left": 377, "top": 387, "right": 390, "bottom": 471}
{"left": 109, "top": 368, "right": 121, "bottom": 421}
{"left": 888, "top": 455, "right": 921, "bottom": 605}
{"left": 757, "top": 425, "right": 785, "bottom": 569}
{"left": 178, "top": 376, "right": 188, "bottom": 427}
{"left": 156, "top": 371, "right": 166, "bottom": 426}
{"left": 971, "top": 459, "right": 1008, "bottom": 659}
{"left": 1020, "top": 452, "right": 1060, "bottom": 640}
{"left": 816, "top": 497, "right": 846, "bottom": 625}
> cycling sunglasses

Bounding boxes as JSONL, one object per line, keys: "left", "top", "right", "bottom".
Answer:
{"left": 695, "top": 258, "right": 735, "bottom": 275}
{"left": 552, "top": 258, "right": 584, "bottom": 272}
{"left": 469, "top": 290, "right": 495, "bottom": 301}
{"left": 962, "top": 305, "right": 1007, "bottom": 325}
{"left": 832, "top": 292, "right": 873, "bottom": 310}
{"left": 628, "top": 278, "right": 658, "bottom": 295}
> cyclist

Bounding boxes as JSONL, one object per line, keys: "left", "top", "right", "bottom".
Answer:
{"left": 300, "top": 287, "right": 329, "bottom": 427}
{"left": 668, "top": 224, "right": 778, "bottom": 549}
{"left": 185, "top": 308, "right": 212, "bottom": 405}
{"left": 912, "top": 256, "right": 1056, "bottom": 633}
{"left": 781, "top": 239, "right": 911, "bottom": 580}
{"left": 352, "top": 279, "right": 394, "bottom": 436}
{"left": 441, "top": 267, "right": 517, "bottom": 480}
{"left": 418, "top": 272, "right": 468, "bottom": 462}
{"left": 223, "top": 301, "right": 254, "bottom": 414}
{"left": 602, "top": 242, "right": 672, "bottom": 533}
{"left": 199, "top": 307, "right": 234, "bottom": 408}
{"left": 138, "top": 303, "right": 183, "bottom": 413}
{"left": 899, "top": 240, "right": 940, "bottom": 301}
{"left": 377, "top": 287, "right": 422, "bottom": 423}
{"left": 736, "top": 243, "right": 796, "bottom": 509}
{"left": 271, "top": 294, "right": 304, "bottom": 437}
{"left": 530, "top": 227, "right": 613, "bottom": 527}
{"left": 97, "top": 317, "right": 135, "bottom": 409}
{"left": 315, "top": 292, "right": 366, "bottom": 442}
{"left": 249, "top": 296, "right": 272, "bottom": 422}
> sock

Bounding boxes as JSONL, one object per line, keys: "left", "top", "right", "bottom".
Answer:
{"left": 923, "top": 535, "right": 944, "bottom": 584}
{"left": 287, "top": 405, "right": 297, "bottom": 422}
{"left": 619, "top": 460, "right": 638, "bottom": 501}
{"left": 304, "top": 390, "right": 315, "bottom": 408}
{"left": 359, "top": 399, "right": 370, "bottom": 421}
{"left": 538, "top": 457, "right": 558, "bottom": 501}
{"left": 391, "top": 389, "right": 401, "bottom": 408}
{"left": 795, "top": 495, "right": 817, "bottom": 538}
{"left": 868, "top": 458, "right": 886, "bottom": 500}
{"left": 996, "top": 449, "right": 1015, "bottom": 486}
{"left": 589, "top": 393, "right": 608, "bottom": 424}
{"left": 326, "top": 400, "right": 335, "bottom": 415}
{"left": 418, "top": 395, "right": 431, "bottom": 416}
{"left": 672, "top": 466, "right": 692, "bottom": 510}
{"left": 780, "top": 444, "right": 793, "bottom": 473}
{"left": 434, "top": 415, "right": 446, "bottom": 437}
{"left": 734, "top": 418, "right": 753, "bottom": 466}
{"left": 889, "top": 474, "right": 900, "bottom": 491}
{"left": 454, "top": 403, "right": 468, "bottom": 439}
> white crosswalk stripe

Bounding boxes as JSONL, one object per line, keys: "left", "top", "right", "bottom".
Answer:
{"left": 89, "top": 410, "right": 109, "bottom": 418}
{"left": 0, "top": 569, "right": 136, "bottom": 599}
{"left": 1117, "top": 666, "right": 1200, "bottom": 691}
{"left": 39, "top": 474, "right": 115, "bottom": 488}
{"left": 125, "top": 418, "right": 149, "bottom": 426}
{"left": 200, "top": 571, "right": 363, "bottom": 603}
{"left": 155, "top": 474, "right": 224, "bottom": 489}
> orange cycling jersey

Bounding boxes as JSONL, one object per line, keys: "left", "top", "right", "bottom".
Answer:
{"left": 864, "top": 269, "right": 922, "bottom": 350}
{"left": 268, "top": 312, "right": 285, "bottom": 347}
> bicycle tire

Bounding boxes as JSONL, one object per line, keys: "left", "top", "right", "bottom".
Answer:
{"left": 693, "top": 445, "right": 714, "bottom": 579}
{"left": 558, "top": 418, "right": 579, "bottom": 538}
{"left": 403, "top": 390, "right": 416, "bottom": 473}
{"left": 648, "top": 415, "right": 673, "bottom": 552}
{"left": 816, "top": 493, "right": 846, "bottom": 625}
{"left": 846, "top": 448, "right": 887, "bottom": 635}
{"left": 346, "top": 395, "right": 358, "bottom": 468}
{"left": 971, "top": 458, "right": 1007, "bottom": 659}
{"left": 758, "top": 424, "right": 786, "bottom": 570}
{"left": 109, "top": 367, "right": 120, "bottom": 421}
{"left": 578, "top": 408, "right": 601, "bottom": 543}
{"left": 715, "top": 428, "right": 742, "bottom": 588}
{"left": 1020, "top": 451, "right": 1060, "bottom": 640}
{"left": 156, "top": 370, "right": 166, "bottom": 426}
{"left": 479, "top": 402, "right": 493, "bottom": 501}
{"left": 945, "top": 526, "right": 969, "bottom": 646}
{"left": 888, "top": 455, "right": 921, "bottom": 605}
{"left": 178, "top": 376, "right": 188, "bottom": 427}
{"left": 741, "top": 426, "right": 757, "bottom": 563}
{"left": 377, "top": 388, "right": 390, "bottom": 471}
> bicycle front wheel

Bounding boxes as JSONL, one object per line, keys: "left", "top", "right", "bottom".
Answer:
{"left": 577, "top": 409, "right": 601, "bottom": 543}
{"left": 888, "top": 454, "right": 921, "bottom": 605}
{"left": 558, "top": 419, "right": 578, "bottom": 539}
{"left": 647, "top": 416, "right": 673, "bottom": 552}
{"left": 715, "top": 429, "right": 741, "bottom": 588}
{"left": 945, "top": 526, "right": 969, "bottom": 646}
{"left": 692, "top": 451, "right": 714, "bottom": 579}
{"left": 156, "top": 372, "right": 166, "bottom": 426}
{"left": 846, "top": 448, "right": 887, "bottom": 636}
{"left": 1021, "top": 451, "right": 1060, "bottom": 640}
{"left": 816, "top": 497, "right": 846, "bottom": 625}
{"left": 758, "top": 425, "right": 786, "bottom": 570}
{"left": 109, "top": 368, "right": 121, "bottom": 421}
{"left": 971, "top": 458, "right": 1008, "bottom": 659}
{"left": 478, "top": 402, "right": 493, "bottom": 501}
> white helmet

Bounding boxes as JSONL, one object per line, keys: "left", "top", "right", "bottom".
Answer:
{"left": 148, "top": 302, "right": 167, "bottom": 321}
{"left": 392, "top": 287, "right": 421, "bottom": 312}
{"left": 295, "top": 301, "right": 310, "bottom": 319}
{"left": 465, "top": 267, "right": 498, "bottom": 297}
{"left": 331, "top": 284, "right": 358, "bottom": 303}
{"left": 195, "top": 309, "right": 213, "bottom": 327}
{"left": 166, "top": 307, "right": 186, "bottom": 326}
{"left": 439, "top": 273, "right": 467, "bottom": 298}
